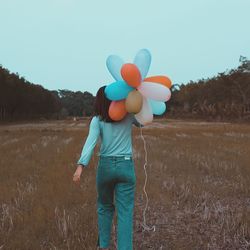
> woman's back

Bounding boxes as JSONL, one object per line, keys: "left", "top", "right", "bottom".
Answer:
{"left": 77, "top": 113, "right": 140, "bottom": 167}
{"left": 99, "top": 113, "right": 135, "bottom": 156}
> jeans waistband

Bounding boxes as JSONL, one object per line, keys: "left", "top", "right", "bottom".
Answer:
{"left": 99, "top": 155, "right": 133, "bottom": 160}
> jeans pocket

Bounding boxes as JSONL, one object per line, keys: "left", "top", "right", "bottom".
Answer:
{"left": 130, "top": 161, "right": 136, "bottom": 183}
{"left": 99, "top": 157, "right": 111, "bottom": 167}
{"left": 124, "top": 160, "right": 136, "bottom": 184}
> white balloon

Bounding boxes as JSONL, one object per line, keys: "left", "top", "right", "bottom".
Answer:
{"left": 133, "top": 49, "right": 151, "bottom": 80}
{"left": 138, "top": 82, "right": 171, "bottom": 102}
{"left": 106, "top": 55, "right": 124, "bottom": 81}
{"left": 135, "top": 96, "right": 153, "bottom": 125}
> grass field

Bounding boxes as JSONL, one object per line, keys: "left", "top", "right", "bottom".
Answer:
{"left": 0, "top": 119, "right": 250, "bottom": 250}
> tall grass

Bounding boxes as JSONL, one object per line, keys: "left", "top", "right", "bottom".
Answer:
{"left": 0, "top": 119, "right": 249, "bottom": 249}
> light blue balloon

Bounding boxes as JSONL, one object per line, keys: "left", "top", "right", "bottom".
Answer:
{"left": 106, "top": 55, "right": 124, "bottom": 81}
{"left": 148, "top": 99, "right": 166, "bottom": 115}
{"left": 105, "top": 81, "right": 134, "bottom": 101}
{"left": 133, "top": 49, "right": 151, "bottom": 80}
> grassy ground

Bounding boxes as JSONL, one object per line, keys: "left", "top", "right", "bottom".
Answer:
{"left": 0, "top": 119, "right": 250, "bottom": 249}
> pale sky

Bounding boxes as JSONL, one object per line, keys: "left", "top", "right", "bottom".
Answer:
{"left": 0, "top": 0, "right": 250, "bottom": 95}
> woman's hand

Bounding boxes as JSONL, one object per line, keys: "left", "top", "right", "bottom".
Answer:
{"left": 73, "top": 165, "right": 83, "bottom": 183}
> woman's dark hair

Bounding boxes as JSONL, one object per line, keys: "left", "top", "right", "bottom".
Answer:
{"left": 94, "top": 86, "right": 115, "bottom": 123}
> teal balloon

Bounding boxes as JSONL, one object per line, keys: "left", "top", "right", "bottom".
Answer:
{"left": 105, "top": 81, "right": 134, "bottom": 101}
{"left": 133, "top": 49, "right": 151, "bottom": 80}
{"left": 148, "top": 99, "right": 166, "bottom": 115}
{"left": 106, "top": 55, "right": 124, "bottom": 81}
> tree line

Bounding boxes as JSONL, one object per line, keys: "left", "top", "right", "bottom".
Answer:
{"left": 167, "top": 56, "right": 250, "bottom": 121}
{"left": 0, "top": 66, "right": 62, "bottom": 121}
{"left": 0, "top": 66, "right": 95, "bottom": 121}
{"left": 0, "top": 57, "right": 249, "bottom": 122}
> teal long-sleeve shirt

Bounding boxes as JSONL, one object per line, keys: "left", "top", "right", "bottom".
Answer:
{"left": 77, "top": 113, "right": 142, "bottom": 167}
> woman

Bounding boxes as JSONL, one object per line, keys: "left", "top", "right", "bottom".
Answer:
{"left": 73, "top": 86, "right": 142, "bottom": 250}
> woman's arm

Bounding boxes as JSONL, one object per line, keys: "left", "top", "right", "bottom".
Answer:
{"left": 73, "top": 165, "right": 84, "bottom": 183}
{"left": 77, "top": 116, "right": 100, "bottom": 167}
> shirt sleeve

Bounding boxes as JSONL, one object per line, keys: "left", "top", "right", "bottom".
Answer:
{"left": 132, "top": 114, "right": 144, "bottom": 128}
{"left": 77, "top": 116, "right": 100, "bottom": 167}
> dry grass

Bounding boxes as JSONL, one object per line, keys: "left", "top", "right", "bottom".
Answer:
{"left": 0, "top": 119, "right": 250, "bottom": 249}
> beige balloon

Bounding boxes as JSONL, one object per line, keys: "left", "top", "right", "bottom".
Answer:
{"left": 125, "top": 90, "right": 143, "bottom": 114}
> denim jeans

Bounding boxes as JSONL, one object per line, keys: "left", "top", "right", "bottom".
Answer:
{"left": 96, "top": 155, "right": 136, "bottom": 250}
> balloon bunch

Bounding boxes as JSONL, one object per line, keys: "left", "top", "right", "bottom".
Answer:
{"left": 105, "top": 49, "right": 172, "bottom": 125}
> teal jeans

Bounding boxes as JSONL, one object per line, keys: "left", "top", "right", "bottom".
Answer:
{"left": 96, "top": 155, "right": 136, "bottom": 250}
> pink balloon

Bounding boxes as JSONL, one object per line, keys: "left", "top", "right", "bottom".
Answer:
{"left": 137, "top": 82, "right": 171, "bottom": 102}
{"left": 134, "top": 97, "right": 153, "bottom": 125}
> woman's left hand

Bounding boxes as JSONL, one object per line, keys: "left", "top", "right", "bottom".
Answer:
{"left": 73, "top": 165, "right": 83, "bottom": 183}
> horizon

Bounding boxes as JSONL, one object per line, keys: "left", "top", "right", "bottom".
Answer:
{"left": 1, "top": 0, "right": 250, "bottom": 95}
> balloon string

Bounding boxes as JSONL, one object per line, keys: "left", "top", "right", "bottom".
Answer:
{"left": 139, "top": 125, "right": 156, "bottom": 232}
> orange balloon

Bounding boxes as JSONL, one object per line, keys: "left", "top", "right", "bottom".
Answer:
{"left": 109, "top": 100, "right": 127, "bottom": 121}
{"left": 144, "top": 75, "right": 172, "bottom": 88}
{"left": 121, "top": 63, "right": 141, "bottom": 88}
